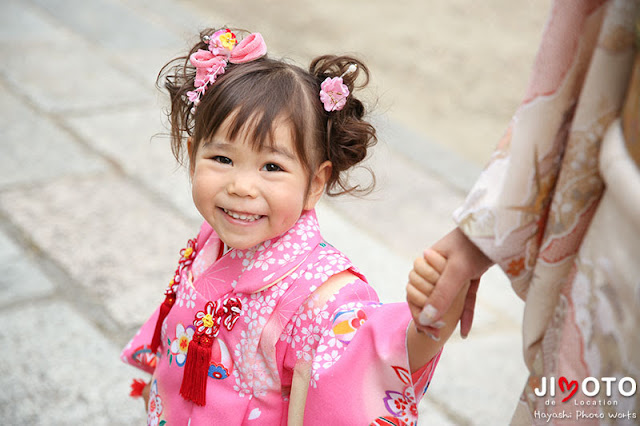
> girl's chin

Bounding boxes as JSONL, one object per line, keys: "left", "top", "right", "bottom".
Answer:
{"left": 225, "top": 241, "right": 256, "bottom": 251}
{"left": 219, "top": 234, "right": 267, "bottom": 251}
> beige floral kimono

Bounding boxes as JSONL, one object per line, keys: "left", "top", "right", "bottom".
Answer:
{"left": 453, "top": 0, "right": 640, "bottom": 423}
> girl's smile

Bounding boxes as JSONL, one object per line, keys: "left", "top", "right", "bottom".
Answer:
{"left": 220, "top": 208, "right": 264, "bottom": 223}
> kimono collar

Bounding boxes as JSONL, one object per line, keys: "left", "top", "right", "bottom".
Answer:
{"left": 193, "top": 209, "right": 323, "bottom": 294}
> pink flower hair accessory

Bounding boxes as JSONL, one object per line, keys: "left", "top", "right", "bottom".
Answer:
{"left": 186, "top": 29, "right": 267, "bottom": 111}
{"left": 319, "top": 63, "right": 357, "bottom": 112}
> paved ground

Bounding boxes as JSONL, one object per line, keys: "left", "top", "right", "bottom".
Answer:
{"left": 0, "top": 0, "right": 550, "bottom": 424}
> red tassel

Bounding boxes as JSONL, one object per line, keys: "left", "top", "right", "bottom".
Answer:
{"left": 150, "top": 293, "right": 176, "bottom": 353}
{"left": 179, "top": 336, "right": 213, "bottom": 406}
{"left": 129, "top": 378, "right": 147, "bottom": 398}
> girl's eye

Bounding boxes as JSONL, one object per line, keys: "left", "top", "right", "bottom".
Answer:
{"left": 262, "top": 163, "right": 283, "bottom": 172}
{"left": 213, "top": 156, "right": 232, "bottom": 165}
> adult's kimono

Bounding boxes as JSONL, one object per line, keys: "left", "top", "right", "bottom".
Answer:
{"left": 452, "top": 0, "right": 639, "bottom": 423}
{"left": 121, "top": 210, "right": 440, "bottom": 425}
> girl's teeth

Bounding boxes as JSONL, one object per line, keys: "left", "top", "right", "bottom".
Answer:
{"left": 223, "top": 208, "right": 261, "bottom": 222}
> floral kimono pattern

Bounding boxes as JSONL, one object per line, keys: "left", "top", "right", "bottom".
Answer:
{"left": 122, "top": 210, "right": 440, "bottom": 425}
{"left": 453, "top": 0, "right": 640, "bottom": 423}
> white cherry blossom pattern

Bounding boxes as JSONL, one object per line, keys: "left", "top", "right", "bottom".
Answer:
{"left": 235, "top": 213, "right": 319, "bottom": 276}
{"left": 279, "top": 248, "right": 352, "bottom": 358}
{"left": 304, "top": 263, "right": 334, "bottom": 283}
{"left": 275, "top": 234, "right": 306, "bottom": 260}
{"left": 232, "top": 280, "right": 292, "bottom": 398}
{"left": 284, "top": 294, "right": 328, "bottom": 364}
{"left": 228, "top": 248, "right": 246, "bottom": 261}
{"left": 251, "top": 250, "right": 277, "bottom": 272}
{"left": 177, "top": 284, "right": 197, "bottom": 309}
{"left": 318, "top": 249, "right": 351, "bottom": 270}
{"left": 294, "top": 216, "right": 317, "bottom": 242}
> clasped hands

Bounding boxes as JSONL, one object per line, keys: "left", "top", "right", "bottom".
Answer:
{"left": 406, "top": 227, "right": 493, "bottom": 340}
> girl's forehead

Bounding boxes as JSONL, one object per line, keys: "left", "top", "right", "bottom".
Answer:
{"left": 210, "top": 113, "right": 298, "bottom": 151}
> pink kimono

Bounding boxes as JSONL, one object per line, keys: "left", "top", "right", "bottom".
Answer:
{"left": 121, "top": 210, "right": 440, "bottom": 425}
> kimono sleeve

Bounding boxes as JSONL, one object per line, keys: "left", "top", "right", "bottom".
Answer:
{"left": 451, "top": 0, "right": 626, "bottom": 299}
{"left": 283, "top": 277, "right": 441, "bottom": 425}
{"left": 120, "top": 305, "right": 161, "bottom": 375}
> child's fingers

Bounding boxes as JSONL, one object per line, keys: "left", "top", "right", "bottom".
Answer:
{"left": 408, "top": 268, "right": 436, "bottom": 297}
{"left": 406, "top": 281, "right": 431, "bottom": 308}
{"left": 424, "top": 248, "right": 447, "bottom": 274}
{"left": 411, "top": 256, "right": 440, "bottom": 284}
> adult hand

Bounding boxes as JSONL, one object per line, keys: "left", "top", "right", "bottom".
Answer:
{"left": 418, "top": 227, "right": 493, "bottom": 337}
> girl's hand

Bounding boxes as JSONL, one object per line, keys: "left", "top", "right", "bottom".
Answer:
{"left": 142, "top": 381, "right": 150, "bottom": 412}
{"left": 418, "top": 227, "right": 493, "bottom": 338}
{"left": 406, "top": 248, "right": 470, "bottom": 372}
{"left": 406, "top": 249, "right": 447, "bottom": 340}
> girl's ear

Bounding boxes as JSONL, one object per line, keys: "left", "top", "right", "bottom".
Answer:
{"left": 304, "top": 161, "right": 332, "bottom": 210}
{"left": 187, "top": 137, "right": 195, "bottom": 179}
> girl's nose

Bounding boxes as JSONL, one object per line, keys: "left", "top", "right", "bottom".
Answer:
{"left": 226, "top": 170, "right": 259, "bottom": 198}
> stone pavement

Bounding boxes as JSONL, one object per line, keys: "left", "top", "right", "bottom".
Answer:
{"left": 0, "top": 0, "right": 548, "bottom": 424}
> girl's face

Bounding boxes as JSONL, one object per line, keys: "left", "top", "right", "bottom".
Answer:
{"left": 190, "top": 117, "right": 330, "bottom": 250}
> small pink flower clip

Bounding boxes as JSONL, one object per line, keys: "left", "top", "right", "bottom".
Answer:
{"left": 319, "top": 64, "right": 357, "bottom": 112}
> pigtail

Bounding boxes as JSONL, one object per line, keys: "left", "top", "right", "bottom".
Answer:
{"left": 310, "top": 55, "right": 377, "bottom": 196}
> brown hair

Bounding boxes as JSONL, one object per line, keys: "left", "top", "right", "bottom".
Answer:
{"left": 160, "top": 28, "right": 377, "bottom": 196}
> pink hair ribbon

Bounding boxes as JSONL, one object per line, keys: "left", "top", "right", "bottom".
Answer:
{"left": 186, "top": 29, "right": 267, "bottom": 110}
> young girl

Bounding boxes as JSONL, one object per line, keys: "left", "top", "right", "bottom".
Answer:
{"left": 121, "top": 28, "right": 465, "bottom": 425}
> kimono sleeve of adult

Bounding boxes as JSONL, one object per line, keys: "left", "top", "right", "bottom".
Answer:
{"left": 450, "top": 0, "right": 637, "bottom": 380}
{"left": 120, "top": 305, "right": 161, "bottom": 375}
{"left": 451, "top": 0, "right": 632, "bottom": 298}
{"left": 282, "top": 276, "right": 441, "bottom": 425}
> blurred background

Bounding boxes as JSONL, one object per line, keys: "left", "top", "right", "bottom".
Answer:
{"left": 0, "top": 0, "right": 551, "bottom": 424}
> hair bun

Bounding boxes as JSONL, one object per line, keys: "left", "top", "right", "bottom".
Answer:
{"left": 311, "top": 55, "right": 369, "bottom": 98}
{"left": 310, "top": 55, "right": 377, "bottom": 196}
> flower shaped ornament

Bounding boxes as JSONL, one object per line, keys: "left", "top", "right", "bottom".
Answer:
{"left": 165, "top": 267, "right": 182, "bottom": 295}
{"left": 319, "top": 77, "right": 350, "bottom": 112}
{"left": 194, "top": 301, "right": 223, "bottom": 338}
{"left": 187, "top": 29, "right": 267, "bottom": 109}
{"left": 169, "top": 323, "right": 195, "bottom": 366}
{"left": 319, "top": 63, "right": 357, "bottom": 112}
{"left": 179, "top": 238, "right": 198, "bottom": 267}
{"left": 222, "top": 297, "right": 243, "bottom": 331}
{"left": 193, "top": 297, "right": 243, "bottom": 339}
